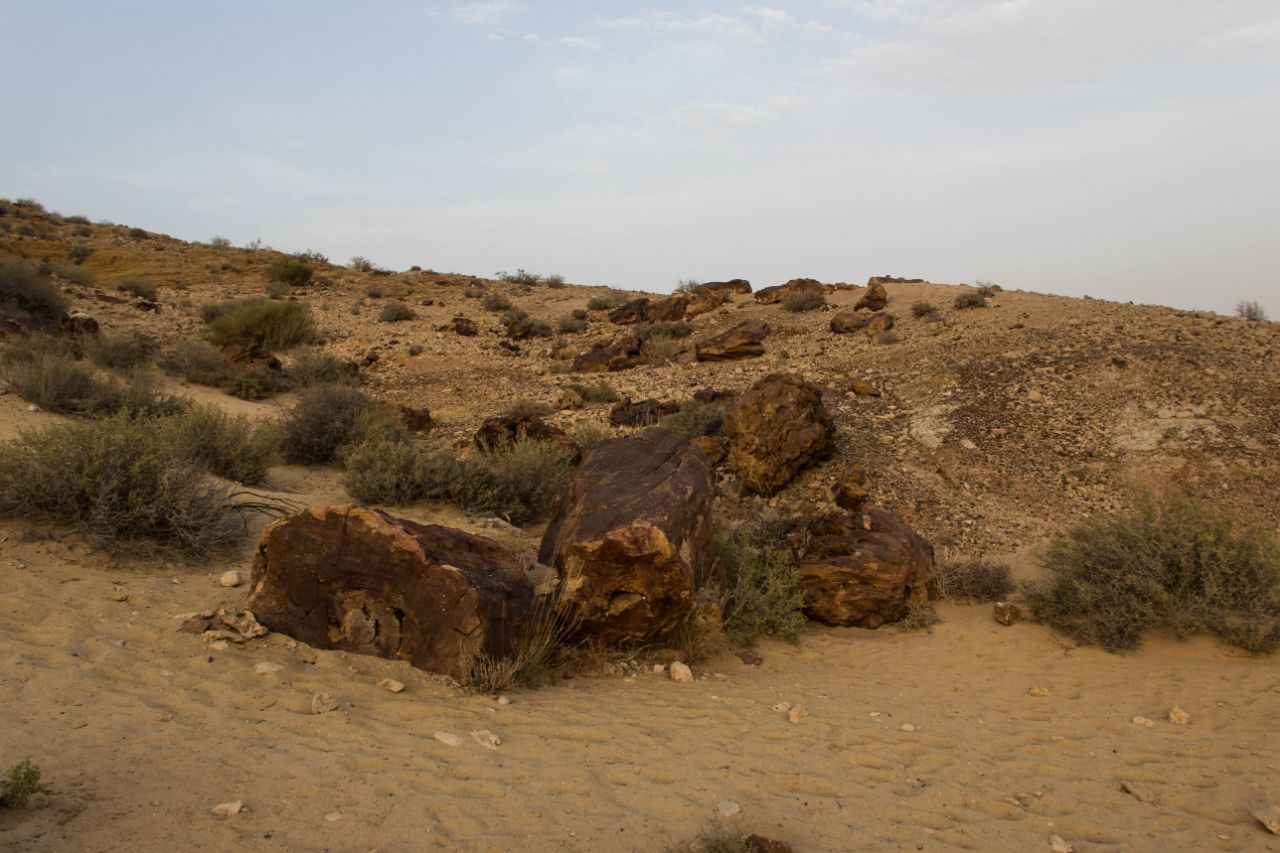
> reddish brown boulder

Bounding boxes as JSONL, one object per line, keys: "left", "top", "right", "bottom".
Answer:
{"left": 685, "top": 291, "right": 724, "bottom": 317}
{"left": 474, "top": 414, "right": 580, "bottom": 461}
{"left": 829, "top": 311, "right": 870, "bottom": 334}
{"left": 608, "top": 296, "right": 691, "bottom": 325}
{"left": 60, "top": 310, "right": 99, "bottom": 336}
{"left": 609, "top": 397, "right": 679, "bottom": 427}
{"left": 695, "top": 279, "right": 752, "bottom": 297}
{"left": 694, "top": 319, "right": 770, "bottom": 361}
{"left": 723, "top": 372, "right": 834, "bottom": 495}
{"left": 399, "top": 405, "right": 433, "bottom": 433}
{"left": 442, "top": 316, "right": 479, "bottom": 336}
{"left": 854, "top": 281, "right": 888, "bottom": 311}
{"left": 831, "top": 464, "right": 871, "bottom": 510}
{"left": 755, "top": 278, "right": 828, "bottom": 304}
{"left": 607, "top": 298, "right": 651, "bottom": 325}
{"left": 693, "top": 435, "right": 727, "bottom": 466}
{"left": 243, "top": 506, "right": 535, "bottom": 679}
{"left": 793, "top": 508, "right": 933, "bottom": 628}
{"left": 537, "top": 428, "right": 721, "bottom": 646}
{"left": 222, "top": 341, "right": 282, "bottom": 372}
{"left": 865, "top": 312, "right": 895, "bottom": 336}
{"left": 571, "top": 337, "right": 644, "bottom": 372}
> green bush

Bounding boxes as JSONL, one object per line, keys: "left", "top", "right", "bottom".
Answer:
{"left": 379, "top": 302, "right": 416, "bottom": 322}
{"left": 0, "top": 259, "right": 67, "bottom": 318}
{"left": 781, "top": 290, "right": 826, "bottom": 312}
{"left": 116, "top": 278, "right": 158, "bottom": 301}
{"left": 84, "top": 330, "right": 153, "bottom": 370}
{"left": 265, "top": 257, "right": 313, "bottom": 286}
{"left": 1026, "top": 493, "right": 1280, "bottom": 652}
{"left": 716, "top": 533, "right": 806, "bottom": 645}
{"left": 162, "top": 405, "right": 279, "bottom": 485}
{"left": 1, "top": 343, "right": 183, "bottom": 416}
{"left": 586, "top": 292, "right": 625, "bottom": 311}
{"left": 930, "top": 559, "right": 1015, "bottom": 601}
{"left": 289, "top": 349, "right": 356, "bottom": 387}
{"left": 483, "top": 292, "right": 513, "bottom": 312}
{"left": 282, "top": 385, "right": 396, "bottom": 464}
{"left": 1, "top": 759, "right": 41, "bottom": 809}
{"left": 566, "top": 380, "right": 618, "bottom": 403}
{"left": 557, "top": 315, "right": 587, "bottom": 333}
{"left": 157, "top": 340, "right": 231, "bottom": 386}
{"left": 206, "top": 299, "right": 315, "bottom": 349}
{"left": 0, "top": 412, "right": 242, "bottom": 555}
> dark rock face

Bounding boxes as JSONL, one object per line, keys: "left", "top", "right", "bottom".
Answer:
{"left": 854, "top": 281, "right": 888, "bottom": 312}
{"left": 243, "top": 506, "right": 534, "bottom": 679}
{"left": 830, "top": 310, "right": 894, "bottom": 336}
{"left": 537, "top": 428, "right": 721, "bottom": 646}
{"left": 608, "top": 296, "right": 691, "bottom": 325}
{"left": 571, "top": 337, "right": 645, "bottom": 373}
{"left": 222, "top": 341, "right": 282, "bottom": 371}
{"left": 609, "top": 397, "right": 679, "bottom": 427}
{"left": 439, "top": 316, "right": 479, "bottom": 336}
{"left": 474, "top": 414, "right": 580, "bottom": 461}
{"left": 793, "top": 508, "right": 934, "bottom": 628}
{"left": 694, "top": 319, "right": 770, "bottom": 361}
{"left": 685, "top": 290, "right": 725, "bottom": 317}
{"left": 695, "top": 279, "right": 752, "bottom": 296}
{"left": 723, "top": 372, "right": 834, "bottom": 495}
{"left": 60, "top": 310, "right": 100, "bottom": 336}
{"left": 399, "top": 405, "right": 434, "bottom": 433}
{"left": 754, "top": 278, "right": 828, "bottom": 304}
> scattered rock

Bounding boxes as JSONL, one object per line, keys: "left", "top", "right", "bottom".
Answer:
{"left": 311, "top": 691, "right": 339, "bottom": 714}
{"left": 211, "top": 801, "right": 243, "bottom": 817}
{"left": 324, "top": 810, "right": 343, "bottom": 822}
{"left": 736, "top": 649, "right": 763, "bottom": 666}
{"left": 993, "top": 601, "right": 1021, "bottom": 626}
{"left": 434, "top": 731, "right": 463, "bottom": 747}
{"left": 219, "top": 570, "right": 242, "bottom": 588}
{"left": 669, "top": 661, "right": 694, "bottom": 683}
{"left": 608, "top": 295, "right": 691, "bottom": 324}
{"left": 723, "top": 372, "right": 834, "bottom": 495}
{"left": 1168, "top": 706, "right": 1191, "bottom": 725}
{"left": 1253, "top": 805, "right": 1280, "bottom": 835}
{"left": 695, "top": 279, "right": 752, "bottom": 297}
{"left": 1120, "top": 780, "right": 1157, "bottom": 803}
{"left": 470, "top": 729, "right": 501, "bottom": 750}
{"left": 441, "top": 316, "right": 479, "bottom": 336}
{"left": 695, "top": 320, "right": 770, "bottom": 361}
{"left": 854, "top": 281, "right": 888, "bottom": 311}
{"left": 378, "top": 678, "right": 405, "bottom": 694}
{"left": 754, "top": 278, "right": 827, "bottom": 304}
{"left": 831, "top": 464, "right": 871, "bottom": 510}
{"left": 847, "top": 379, "right": 880, "bottom": 397}
{"left": 398, "top": 405, "right": 433, "bottom": 433}
{"left": 1131, "top": 716, "right": 1155, "bottom": 728}
{"left": 718, "top": 800, "right": 742, "bottom": 817}
{"left": 900, "top": 723, "right": 916, "bottom": 732}
{"left": 571, "top": 336, "right": 645, "bottom": 373}
{"left": 771, "top": 702, "right": 792, "bottom": 714}
{"left": 1048, "top": 834, "right": 1073, "bottom": 853}
{"left": 253, "top": 661, "right": 284, "bottom": 674}
{"left": 609, "top": 396, "right": 679, "bottom": 427}
{"left": 474, "top": 413, "right": 579, "bottom": 461}
{"left": 1028, "top": 686, "right": 1051, "bottom": 697}
{"left": 787, "top": 706, "right": 807, "bottom": 724}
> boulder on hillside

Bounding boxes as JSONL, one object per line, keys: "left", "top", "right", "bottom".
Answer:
{"left": 867, "top": 275, "right": 923, "bottom": 286}
{"left": 694, "top": 319, "right": 770, "bottom": 361}
{"left": 61, "top": 310, "right": 100, "bottom": 336}
{"left": 865, "top": 312, "right": 895, "bottom": 336}
{"left": 609, "top": 396, "right": 679, "bottom": 427}
{"left": 474, "top": 414, "right": 580, "bottom": 461}
{"left": 854, "top": 281, "right": 888, "bottom": 312}
{"left": 571, "top": 336, "right": 645, "bottom": 372}
{"left": 723, "top": 372, "right": 834, "bottom": 495}
{"left": 685, "top": 290, "right": 725, "bottom": 317}
{"left": 793, "top": 508, "right": 933, "bottom": 628}
{"left": 440, "top": 316, "right": 479, "bottom": 336}
{"left": 608, "top": 295, "right": 691, "bottom": 325}
{"left": 537, "top": 428, "right": 721, "bottom": 646}
{"left": 755, "top": 278, "right": 828, "bottom": 304}
{"left": 243, "top": 506, "right": 535, "bottom": 680}
{"left": 398, "top": 405, "right": 434, "bottom": 434}
{"left": 829, "top": 311, "right": 870, "bottom": 334}
{"left": 695, "top": 279, "right": 752, "bottom": 297}
{"left": 222, "top": 341, "right": 282, "bottom": 371}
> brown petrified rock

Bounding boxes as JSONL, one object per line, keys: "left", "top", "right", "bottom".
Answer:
{"left": 607, "top": 298, "right": 651, "bottom": 325}
{"left": 441, "top": 316, "right": 479, "bottom": 336}
{"left": 694, "top": 319, "right": 770, "bottom": 361}
{"left": 854, "top": 281, "right": 888, "bottom": 311}
{"left": 793, "top": 508, "right": 934, "bottom": 628}
{"left": 243, "top": 506, "right": 535, "bottom": 680}
{"left": 695, "top": 278, "right": 752, "bottom": 296}
{"left": 60, "top": 309, "right": 100, "bottom": 336}
{"left": 685, "top": 290, "right": 725, "bottom": 317}
{"left": 571, "top": 336, "right": 645, "bottom": 372}
{"left": 993, "top": 601, "right": 1022, "bottom": 626}
{"left": 723, "top": 372, "right": 834, "bottom": 495}
{"left": 537, "top": 428, "right": 721, "bottom": 646}
{"left": 474, "top": 414, "right": 580, "bottom": 461}
{"left": 865, "top": 312, "right": 895, "bottom": 336}
{"left": 398, "top": 405, "right": 434, "bottom": 433}
{"left": 829, "top": 311, "right": 870, "bottom": 334}
{"left": 693, "top": 435, "right": 727, "bottom": 466}
{"left": 755, "top": 278, "right": 828, "bottom": 304}
{"left": 222, "top": 341, "right": 282, "bottom": 371}
{"left": 830, "top": 463, "right": 871, "bottom": 510}
{"left": 609, "top": 396, "right": 679, "bottom": 427}
{"left": 607, "top": 295, "right": 691, "bottom": 325}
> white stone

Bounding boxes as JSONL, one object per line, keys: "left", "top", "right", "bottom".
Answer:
{"left": 211, "top": 801, "right": 243, "bottom": 817}
{"left": 772, "top": 702, "right": 792, "bottom": 714}
{"left": 1049, "top": 834, "right": 1073, "bottom": 853}
{"left": 219, "top": 570, "right": 242, "bottom": 588}
{"left": 1131, "top": 716, "right": 1155, "bottom": 728}
{"left": 900, "top": 723, "right": 916, "bottom": 732}
{"left": 718, "top": 800, "right": 742, "bottom": 818}
{"left": 253, "top": 662, "right": 284, "bottom": 674}
{"left": 470, "top": 729, "right": 501, "bottom": 750}
{"left": 311, "top": 691, "right": 339, "bottom": 714}
{"left": 669, "top": 662, "right": 694, "bottom": 683}
{"left": 433, "top": 731, "right": 463, "bottom": 747}
{"left": 324, "top": 810, "right": 343, "bottom": 822}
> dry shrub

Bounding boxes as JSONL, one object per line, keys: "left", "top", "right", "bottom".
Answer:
{"left": 0, "top": 411, "right": 242, "bottom": 555}
{"left": 205, "top": 299, "right": 315, "bottom": 349}
{"left": 288, "top": 349, "right": 356, "bottom": 387}
{"left": 224, "top": 365, "right": 292, "bottom": 400}
{"left": 52, "top": 264, "right": 94, "bottom": 286}
{"left": 482, "top": 291, "right": 512, "bottom": 312}
{"left": 1235, "top": 300, "right": 1268, "bottom": 322}
{"left": 781, "top": 290, "right": 826, "bottom": 312}
{"left": 157, "top": 340, "right": 231, "bottom": 386}
{"left": 1026, "top": 493, "right": 1280, "bottom": 652}
{"left": 566, "top": 380, "right": 618, "bottom": 403}
{"left": 953, "top": 291, "right": 987, "bottom": 310}
{"left": 265, "top": 257, "right": 312, "bottom": 286}
{"left": 636, "top": 321, "right": 693, "bottom": 340}
{"left": 570, "top": 422, "right": 610, "bottom": 449}
{"left": 83, "top": 330, "right": 153, "bottom": 370}
{"left": 930, "top": 559, "right": 1015, "bottom": 601}
{"left": 115, "top": 278, "right": 157, "bottom": 301}
{"left": 716, "top": 533, "right": 806, "bottom": 645}
{"left": 2, "top": 339, "right": 183, "bottom": 416}
{"left": 659, "top": 402, "right": 723, "bottom": 438}
{"left": 282, "top": 385, "right": 395, "bottom": 464}
{"left": 0, "top": 259, "right": 66, "bottom": 319}
{"left": 163, "top": 404, "right": 280, "bottom": 486}
{"left": 911, "top": 301, "right": 941, "bottom": 320}
{"left": 378, "top": 302, "right": 416, "bottom": 322}
{"left": 264, "top": 280, "right": 290, "bottom": 299}
{"left": 666, "top": 825, "right": 789, "bottom": 853}
{"left": 586, "top": 292, "right": 625, "bottom": 311}
{"left": 505, "top": 398, "right": 554, "bottom": 418}
{"left": 897, "top": 600, "right": 941, "bottom": 633}
{"left": 459, "top": 596, "right": 572, "bottom": 694}
{"left": 556, "top": 315, "right": 587, "bottom": 333}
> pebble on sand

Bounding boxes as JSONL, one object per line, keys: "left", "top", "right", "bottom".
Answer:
{"left": 900, "top": 723, "right": 916, "bottom": 732}
{"left": 787, "top": 706, "right": 808, "bottom": 724}
{"left": 470, "top": 729, "right": 501, "bottom": 750}
{"left": 1049, "top": 834, "right": 1073, "bottom": 853}
{"left": 1167, "top": 706, "right": 1191, "bottom": 725}
{"left": 311, "top": 691, "right": 339, "bottom": 714}
{"left": 669, "top": 661, "right": 694, "bottom": 683}
{"left": 211, "top": 801, "right": 243, "bottom": 817}
{"left": 718, "top": 800, "right": 742, "bottom": 818}
{"left": 253, "top": 661, "right": 284, "bottom": 674}
{"left": 219, "top": 570, "right": 242, "bottom": 588}
{"left": 1253, "top": 805, "right": 1280, "bottom": 835}
{"left": 378, "top": 678, "right": 405, "bottom": 693}
{"left": 434, "top": 731, "right": 463, "bottom": 747}
{"left": 1131, "top": 716, "right": 1155, "bottom": 728}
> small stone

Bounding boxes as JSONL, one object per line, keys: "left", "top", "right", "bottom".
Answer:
{"left": 26, "top": 403, "right": 41, "bottom": 412}
{"left": 772, "top": 702, "right": 792, "bottom": 714}
{"left": 848, "top": 379, "right": 880, "bottom": 397}
{"left": 110, "top": 590, "right": 130, "bottom": 602}
{"left": 736, "top": 649, "right": 763, "bottom": 666}
{"left": 324, "top": 810, "right": 343, "bottom": 822}
{"left": 211, "top": 801, "right": 243, "bottom": 817}
{"left": 669, "top": 661, "right": 694, "bottom": 683}
{"left": 470, "top": 729, "right": 501, "bottom": 750}
{"left": 219, "top": 570, "right": 242, "bottom": 588}
{"left": 1120, "top": 780, "right": 1157, "bottom": 803}
{"left": 433, "top": 731, "right": 463, "bottom": 747}
{"left": 378, "top": 678, "right": 405, "bottom": 694}
{"left": 253, "top": 661, "right": 284, "bottom": 674}
{"left": 1131, "top": 716, "right": 1155, "bottom": 728}
{"left": 900, "top": 723, "right": 916, "bottom": 732}
{"left": 1253, "top": 805, "right": 1280, "bottom": 835}
{"left": 993, "top": 601, "right": 1021, "bottom": 626}
{"left": 1026, "top": 390, "right": 1043, "bottom": 402}
{"left": 959, "top": 438, "right": 978, "bottom": 451}
{"left": 787, "top": 706, "right": 807, "bottom": 724}
{"left": 497, "top": 695, "right": 511, "bottom": 705}
{"left": 718, "top": 800, "right": 742, "bottom": 818}
{"left": 311, "top": 691, "right": 339, "bottom": 714}
{"left": 653, "top": 664, "right": 666, "bottom": 674}
{"left": 1048, "top": 834, "right": 1073, "bottom": 853}
{"left": 1167, "top": 706, "right": 1190, "bottom": 725}
{"left": 1028, "top": 686, "right": 1051, "bottom": 697}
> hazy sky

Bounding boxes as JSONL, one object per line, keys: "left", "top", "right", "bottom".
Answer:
{"left": 2, "top": 1, "right": 1277, "bottom": 313}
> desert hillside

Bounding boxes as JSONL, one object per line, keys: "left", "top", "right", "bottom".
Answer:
{"left": 1, "top": 199, "right": 1278, "bottom": 852}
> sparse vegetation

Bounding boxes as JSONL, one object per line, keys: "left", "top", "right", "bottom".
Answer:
{"left": 586, "top": 292, "right": 626, "bottom": 311}
{"left": 265, "top": 257, "right": 313, "bottom": 287}
{"left": 675, "top": 279, "right": 701, "bottom": 294}
{"left": 1026, "top": 493, "right": 1280, "bottom": 652}
{"left": 496, "top": 269, "right": 547, "bottom": 286}
{"left": 366, "top": 286, "right": 384, "bottom": 299}
{"left": 665, "top": 824, "right": 789, "bottom": 853}
{"left": 874, "top": 331, "right": 901, "bottom": 345}
{"left": 83, "top": 329, "right": 153, "bottom": 370}
{"left": 283, "top": 385, "right": 397, "bottom": 465}
{"left": 557, "top": 315, "right": 587, "bottom": 333}
{"left": 1, "top": 339, "right": 183, "bottom": 416}
{"left": 205, "top": 299, "right": 315, "bottom": 349}
{"left": 1235, "top": 300, "right": 1268, "bottom": 322}
{"left": 68, "top": 242, "right": 93, "bottom": 262}
{"left": 208, "top": 235, "right": 232, "bottom": 248}
{"left": 897, "top": 600, "right": 942, "bottom": 633}
{"left": 115, "top": 278, "right": 158, "bottom": 301}
{"left": 0, "top": 259, "right": 67, "bottom": 319}
{"left": 635, "top": 321, "right": 693, "bottom": 341}
{"left": 265, "top": 280, "right": 290, "bottom": 299}
{"left": 1, "top": 759, "right": 42, "bottom": 810}
{"left": 930, "top": 559, "right": 1015, "bottom": 601}
{"left": 463, "top": 287, "right": 485, "bottom": 298}
{"left": 224, "top": 365, "right": 292, "bottom": 400}
{"left": 157, "top": 340, "right": 231, "bottom": 386}
{"left": 51, "top": 263, "right": 94, "bottom": 286}
{"left": 659, "top": 402, "right": 723, "bottom": 438}
{"left": 953, "top": 291, "right": 988, "bottom": 310}
{"left": 378, "top": 302, "right": 416, "bottom": 322}
{"left": 459, "top": 597, "right": 571, "bottom": 693}
{"left": 350, "top": 256, "right": 375, "bottom": 273}
{"left": 288, "top": 349, "right": 356, "bottom": 387}
{"left": 781, "top": 290, "right": 826, "bottom": 312}
{"left": 566, "top": 380, "right": 618, "bottom": 403}
{"left": 716, "top": 533, "right": 806, "bottom": 645}
{"left": 163, "top": 404, "right": 280, "bottom": 485}
{"left": 0, "top": 411, "right": 243, "bottom": 555}
{"left": 911, "top": 301, "right": 941, "bottom": 320}
{"left": 544, "top": 274, "right": 566, "bottom": 289}
{"left": 505, "top": 398, "right": 555, "bottom": 418}
{"left": 482, "top": 292, "right": 513, "bottom": 312}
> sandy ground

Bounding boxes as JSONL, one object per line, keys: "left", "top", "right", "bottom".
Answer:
{"left": 2, "top": 509, "right": 1278, "bottom": 852}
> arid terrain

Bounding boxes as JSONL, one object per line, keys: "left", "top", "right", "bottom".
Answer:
{"left": 2, "top": 203, "right": 1279, "bottom": 852}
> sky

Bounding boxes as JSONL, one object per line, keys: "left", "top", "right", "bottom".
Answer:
{"left": 1, "top": 1, "right": 1277, "bottom": 314}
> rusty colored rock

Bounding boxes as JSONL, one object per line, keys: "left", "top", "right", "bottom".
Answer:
{"left": 694, "top": 319, "right": 770, "bottom": 361}
{"left": 537, "top": 428, "right": 721, "bottom": 646}
{"left": 222, "top": 341, "right": 282, "bottom": 371}
{"left": 608, "top": 295, "right": 691, "bottom": 325}
{"left": 609, "top": 397, "right": 679, "bottom": 427}
{"left": 60, "top": 310, "right": 100, "bottom": 336}
{"left": 571, "top": 337, "right": 645, "bottom": 373}
{"left": 854, "top": 281, "right": 888, "bottom": 312}
{"left": 695, "top": 279, "right": 752, "bottom": 297}
{"left": 848, "top": 378, "right": 880, "bottom": 396}
{"left": 685, "top": 290, "right": 724, "bottom": 317}
{"left": 693, "top": 435, "right": 727, "bottom": 466}
{"left": 865, "top": 312, "right": 895, "bottom": 336}
{"left": 829, "top": 311, "right": 870, "bottom": 334}
{"left": 831, "top": 464, "right": 871, "bottom": 510}
{"left": 723, "top": 372, "right": 834, "bottom": 496}
{"left": 794, "top": 508, "right": 934, "bottom": 628}
{"left": 474, "top": 414, "right": 579, "bottom": 461}
{"left": 993, "top": 601, "right": 1021, "bottom": 626}
{"left": 442, "top": 316, "right": 479, "bottom": 336}
{"left": 755, "top": 278, "right": 828, "bottom": 304}
{"left": 398, "top": 405, "right": 433, "bottom": 433}
{"left": 243, "top": 506, "right": 534, "bottom": 680}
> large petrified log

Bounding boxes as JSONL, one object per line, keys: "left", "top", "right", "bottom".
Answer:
{"left": 793, "top": 508, "right": 933, "bottom": 628}
{"left": 537, "top": 428, "right": 720, "bottom": 646}
{"left": 474, "top": 413, "right": 580, "bottom": 461}
{"left": 723, "top": 372, "right": 834, "bottom": 495}
{"left": 754, "top": 278, "right": 829, "bottom": 304}
{"left": 607, "top": 295, "right": 691, "bottom": 325}
{"left": 694, "top": 319, "right": 770, "bottom": 361}
{"left": 243, "top": 506, "right": 534, "bottom": 679}
{"left": 571, "top": 336, "right": 645, "bottom": 372}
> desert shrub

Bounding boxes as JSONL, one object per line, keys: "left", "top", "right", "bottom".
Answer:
{"left": 545, "top": 274, "right": 566, "bottom": 289}
{"left": 496, "top": 269, "right": 543, "bottom": 286}
{"left": 659, "top": 402, "right": 723, "bottom": 438}
{"left": 68, "top": 243, "right": 92, "bottom": 263}
{"left": 0, "top": 412, "right": 242, "bottom": 555}
{"left": 289, "top": 349, "right": 356, "bottom": 387}
{"left": 265, "top": 280, "right": 290, "bottom": 299}
{"left": 1, "top": 759, "right": 42, "bottom": 810}
{"left": 282, "top": 385, "right": 395, "bottom": 464}
{"left": 225, "top": 365, "right": 292, "bottom": 400}
{"left": 350, "top": 256, "right": 375, "bottom": 272}
{"left": 115, "top": 278, "right": 157, "bottom": 301}
{"left": 566, "top": 380, "right": 618, "bottom": 403}
{"left": 665, "top": 824, "right": 791, "bottom": 853}
{"left": 460, "top": 597, "right": 570, "bottom": 693}
{"left": 208, "top": 235, "right": 231, "bottom": 248}
{"left": 897, "top": 600, "right": 942, "bottom": 633}
{"left": 198, "top": 298, "right": 250, "bottom": 324}
{"left": 482, "top": 292, "right": 513, "bottom": 312}
{"left": 954, "top": 291, "right": 987, "bottom": 310}
{"left": 642, "top": 334, "right": 683, "bottom": 366}
{"left": 366, "top": 286, "right": 384, "bottom": 298}
{"left": 635, "top": 321, "right": 693, "bottom": 341}
{"left": 379, "top": 302, "right": 416, "bottom": 322}
{"left": 265, "top": 257, "right": 312, "bottom": 286}
{"left": 163, "top": 405, "right": 279, "bottom": 485}
{"left": 930, "top": 559, "right": 1015, "bottom": 601}
{"left": 52, "top": 264, "right": 94, "bottom": 286}
{"left": 463, "top": 287, "right": 485, "bottom": 299}
{"left": 16, "top": 224, "right": 38, "bottom": 237}
{"left": 675, "top": 279, "right": 701, "bottom": 294}
{"left": 1, "top": 344, "right": 182, "bottom": 416}
{"left": 874, "top": 331, "right": 901, "bottom": 345}
{"left": 911, "top": 301, "right": 941, "bottom": 320}
{"left": 206, "top": 299, "right": 315, "bottom": 349}
{"left": 1235, "top": 300, "right": 1268, "bottom": 322}
{"left": 974, "top": 280, "right": 1000, "bottom": 297}
{"left": 522, "top": 318, "right": 553, "bottom": 338}
{"left": 1025, "top": 493, "right": 1280, "bottom": 653}
{"left": 475, "top": 439, "right": 575, "bottom": 524}
{"left": 72, "top": 224, "right": 93, "bottom": 238}
{"left": 716, "top": 533, "right": 806, "bottom": 645}
{"left": 157, "top": 340, "right": 230, "bottom": 386}
{"left": 295, "top": 249, "right": 328, "bottom": 264}
{"left": 340, "top": 436, "right": 430, "bottom": 505}
{"left": 571, "top": 422, "right": 610, "bottom": 449}
{"left": 0, "top": 259, "right": 67, "bottom": 318}
{"left": 557, "top": 315, "right": 587, "bottom": 334}
{"left": 586, "top": 292, "right": 625, "bottom": 311}
{"left": 781, "top": 290, "right": 826, "bottom": 312}
{"left": 83, "top": 330, "right": 153, "bottom": 370}
{"left": 505, "top": 398, "right": 554, "bottom": 418}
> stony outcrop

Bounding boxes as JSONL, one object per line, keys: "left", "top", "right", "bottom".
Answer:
{"left": 723, "top": 372, "right": 834, "bottom": 495}
{"left": 685, "top": 290, "right": 725, "bottom": 317}
{"left": 755, "top": 278, "right": 828, "bottom": 304}
{"left": 854, "top": 281, "right": 888, "bottom": 312}
{"left": 537, "top": 429, "right": 720, "bottom": 646}
{"left": 441, "top": 316, "right": 479, "bottom": 336}
{"left": 571, "top": 337, "right": 645, "bottom": 372}
{"left": 398, "top": 405, "right": 434, "bottom": 433}
{"left": 694, "top": 320, "right": 770, "bottom": 361}
{"left": 830, "top": 310, "right": 894, "bottom": 336}
{"left": 608, "top": 295, "right": 691, "bottom": 325}
{"left": 609, "top": 397, "right": 679, "bottom": 427}
{"left": 695, "top": 279, "right": 752, "bottom": 297}
{"left": 222, "top": 341, "right": 282, "bottom": 371}
{"left": 243, "top": 506, "right": 535, "bottom": 680}
{"left": 793, "top": 508, "right": 933, "bottom": 628}
{"left": 61, "top": 310, "right": 100, "bottom": 336}
{"left": 474, "top": 414, "right": 579, "bottom": 461}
